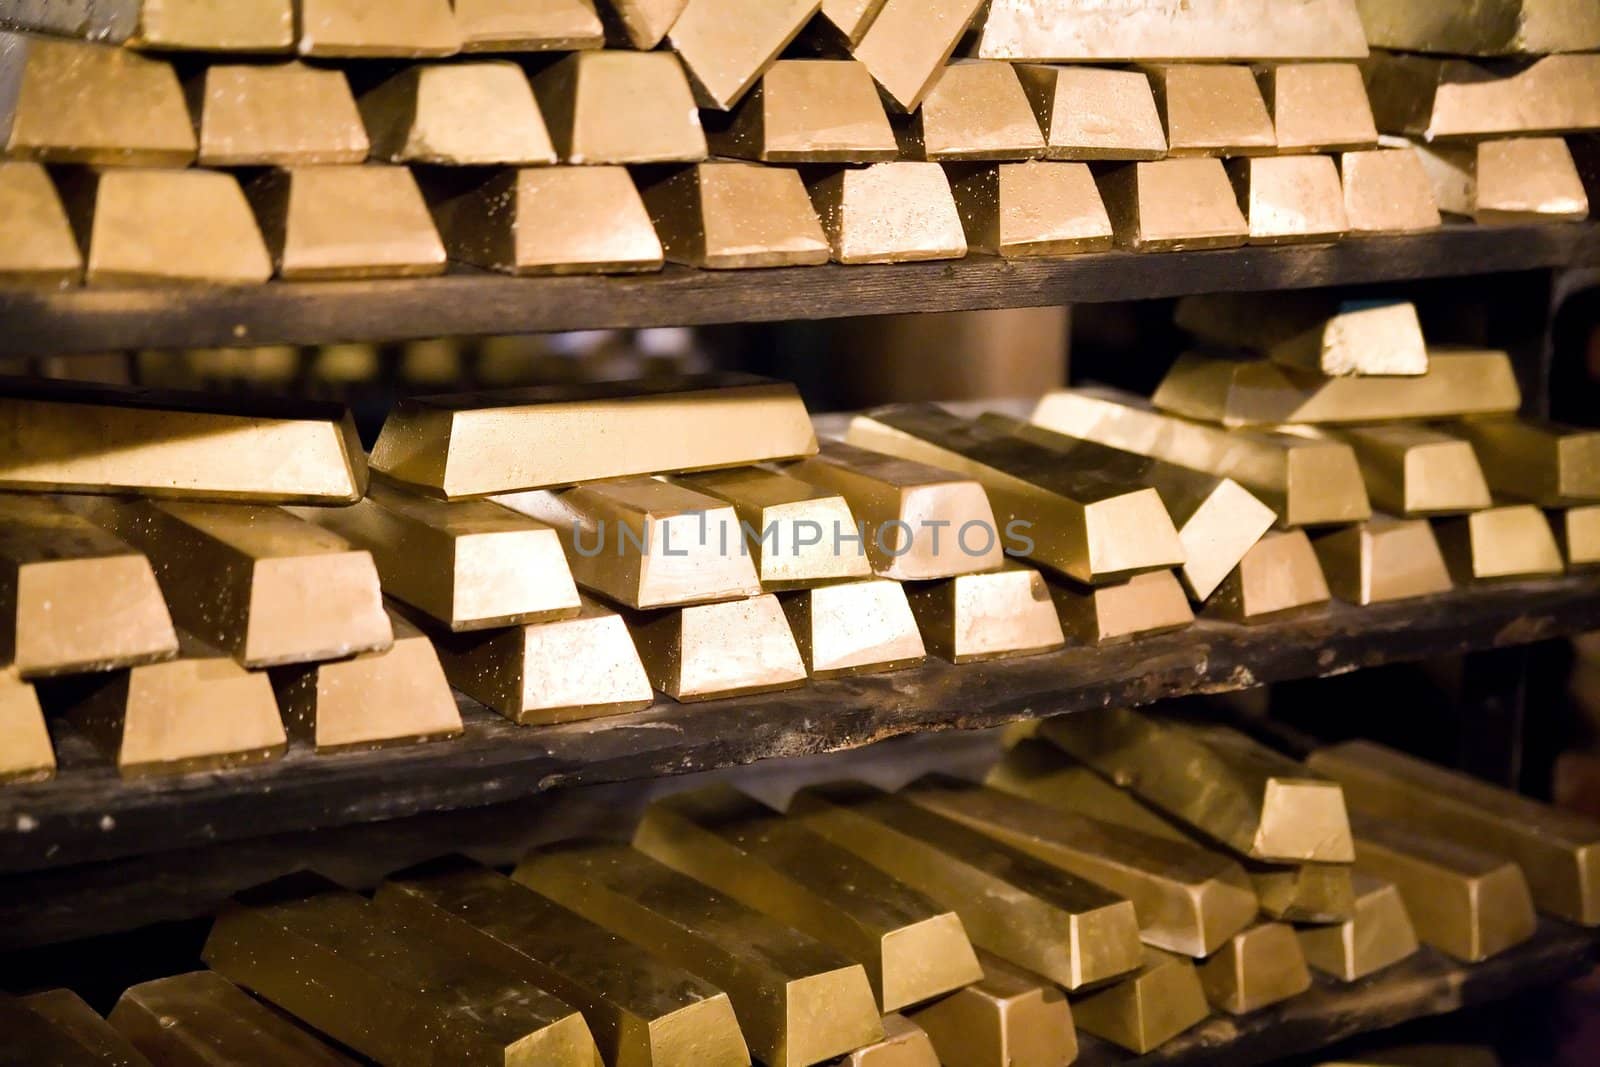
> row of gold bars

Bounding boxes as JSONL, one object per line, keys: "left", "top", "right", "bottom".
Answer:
{"left": 7, "top": 716, "right": 1597, "bottom": 1064}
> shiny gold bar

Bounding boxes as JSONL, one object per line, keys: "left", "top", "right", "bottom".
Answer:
{"left": 1559, "top": 505, "right": 1600, "bottom": 568}
{"left": 602, "top": 0, "right": 690, "bottom": 49}
{"left": 0, "top": 32, "right": 195, "bottom": 165}
{"left": 634, "top": 787, "right": 982, "bottom": 1012}
{"left": 455, "top": 0, "right": 605, "bottom": 51}
{"left": 808, "top": 162, "right": 968, "bottom": 264}
{"left": 247, "top": 165, "right": 446, "bottom": 280}
{"left": 197, "top": 62, "right": 368, "bottom": 166}
{"left": 1296, "top": 872, "right": 1419, "bottom": 982}
{"left": 376, "top": 860, "right": 751, "bottom": 1067}
{"left": 950, "top": 162, "right": 1115, "bottom": 258}
{"left": 1435, "top": 504, "right": 1565, "bottom": 582}
{"left": 782, "top": 578, "right": 926, "bottom": 678}
{"left": 1340, "top": 148, "right": 1443, "bottom": 235}
{"left": 1228, "top": 155, "right": 1350, "bottom": 245}
{"left": 1365, "top": 52, "right": 1600, "bottom": 141}
{"left": 845, "top": 1014, "right": 938, "bottom": 1066}
{"left": 642, "top": 162, "right": 830, "bottom": 270}
{"left": 1196, "top": 922, "right": 1311, "bottom": 1015}
{"left": 1412, "top": 138, "right": 1589, "bottom": 224}
{"left": 1327, "top": 426, "right": 1490, "bottom": 516}
{"left": 1148, "top": 65, "right": 1276, "bottom": 157}
{"left": 1013, "top": 65, "right": 1166, "bottom": 161}
{"left": 849, "top": 0, "right": 985, "bottom": 113}
{"left": 1356, "top": 0, "right": 1600, "bottom": 56}
{"left": 110, "top": 972, "right": 357, "bottom": 1066}
{"left": 1098, "top": 159, "right": 1250, "bottom": 252}
{"left": 516, "top": 842, "right": 885, "bottom": 1067}
{"left": 908, "top": 950, "right": 1077, "bottom": 1067}
{"left": 297, "top": 0, "right": 461, "bottom": 56}
{"left": 1452, "top": 418, "right": 1600, "bottom": 507}
{"left": 667, "top": 0, "right": 818, "bottom": 110}
{"left": 1031, "top": 386, "right": 1372, "bottom": 527}
{"left": 906, "top": 561, "right": 1065, "bottom": 664}
{"left": 790, "top": 784, "right": 1144, "bottom": 989}
{"left": 17, "top": 988, "right": 152, "bottom": 1066}
{"left": 358, "top": 62, "right": 556, "bottom": 165}
{"left": 1039, "top": 710, "right": 1354, "bottom": 864}
{"left": 1205, "top": 530, "right": 1331, "bottom": 624}
{"left": 714, "top": 60, "right": 896, "bottom": 163}
{"left": 1178, "top": 295, "right": 1429, "bottom": 378}
{"left": 373, "top": 374, "right": 816, "bottom": 498}
{"left": 988, "top": 738, "right": 1187, "bottom": 839}
{"left": 1248, "top": 860, "right": 1356, "bottom": 923}
{"left": 785, "top": 440, "right": 1004, "bottom": 581}
{"left": 1260, "top": 64, "right": 1378, "bottom": 153}
{"left": 1051, "top": 571, "right": 1194, "bottom": 645}
{"left": 1071, "top": 948, "right": 1208, "bottom": 1054}
{"left": 1, "top": 494, "right": 177, "bottom": 679}
{"left": 77, "top": 498, "right": 392, "bottom": 668}
{"left": 129, "top": 0, "right": 295, "bottom": 51}
{"left": 0, "top": 666, "right": 52, "bottom": 785}
{"left": 0, "top": 161, "right": 83, "bottom": 286}
{"left": 901, "top": 61, "right": 1044, "bottom": 161}
{"left": 532, "top": 51, "right": 707, "bottom": 163}
{"left": 1348, "top": 812, "right": 1537, "bottom": 962}
{"left": 1313, "top": 517, "right": 1454, "bottom": 605}
{"left": 626, "top": 594, "right": 807, "bottom": 701}
{"left": 204, "top": 881, "right": 599, "bottom": 1066}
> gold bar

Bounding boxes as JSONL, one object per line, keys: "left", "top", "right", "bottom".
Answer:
{"left": 76, "top": 498, "right": 392, "bottom": 669}
{"left": 907, "top": 950, "right": 1077, "bottom": 1067}
{"left": 782, "top": 578, "right": 926, "bottom": 678}
{"left": 602, "top": 0, "right": 691, "bottom": 50}
{"left": 1559, "top": 505, "right": 1600, "bottom": 568}
{"left": 1259, "top": 63, "right": 1378, "bottom": 153}
{"left": 848, "top": 405, "right": 1185, "bottom": 585}
{"left": 807, "top": 162, "right": 968, "bottom": 264}
{"left": 358, "top": 62, "right": 556, "bottom": 165}
{"left": 372, "top": 374, "right": 816, "bottom": 498}
{"left": 1051, "top": 570, "right": 1195, "bottom": 645}
{"left": 1313, "top": 517, "right": 1454, "bottom": 605}
{"left": 433, "top": 166, "right": 664, "bottom": 276}
{"left": 988, "top": 738, "right": 1188, "bottom": 841}
{"left": 297, "top": 0, "right": 461, "bottom": 56}
{"left": 532, "top": 51, "right": 707, "bottom": 163}
{"left": 1357, "top": 0, "right": 1600, "bottom": 56}
{"left": 515, "top": 842, "right": 885, "bottom": 1067}
{"left": 0, "top": 666, "right": 52, "bottom": 784}
{"left": 713, "top": 60, "right": 897, "bottom": 163}
{"left": 785, "top": 440, "right": 1004, "bottom": 581}
{"left": 905, "top": 561, "right": 1065, "bottom": 664}
{"left": 1205, "top": 529, "right": 1331, "bottom": 624}
{"left": 790, "top": 784, "right": 1144, "bottom": 989}
{"left": 1331, "top": 426, "right": 1492, "bottom": 516}
{"left": 1, "top": 494, "right": 177, "bottom": 679}
{"left": 1339, "top": 148, "right": 1443, "bottom": 235}
{"left": 0, "top": 32, "right": 195, "bottom": 165}
{"left": 1195, "top": 922, "right": 1312, "bottom": 1015}
{"left": 1014, "top": 65, "right": 1167, "bottom": 161}
{"left": 1178, "top": 295, "right": 1429, "bottom": 378}
{"left": 633, "top": 786, "right": 983, "bottom": 1012}
{"left": 247, "top": 165, "right": 446, "bottom": 281}
{"left": 16, "top": 988, "right": 151, "bottom": 1065}
{"left": 1412, "top": 138, "right": 1589, "bottom": 224}
{"left": 110, "top": 972, "right": 356, "bottom": 1066}
{"left": 667, "top": 0, "right": 819, "bottom": 110}
{"left": 849, "top": 0, "right": 986, "bottom": 113}
{"left": 204, "top": 880, "right": 600, "bottom": 1065}
{"left": 845, "top": 1015, "right": 939, "bottom": 1066}
{"left": 950, "top": 162, "right": 1115, "bottom": 258}
{"left": 1148, "top": 65, "right": 1276, "bottom": 157}
{"left": 818, "top": 0, "right": 887, "bottom": 49}
{"left": 1296, "top": 872, "right": 1419, "bottom": 982}
{"left": 1349, "top": 812, "right": 1537, "bottom": 962}
{"left": 1039, "top": 710, "right": 1355, "bottom": 864}
{"left": 1071, "top": 948, "right": 1209, "bottom": 1054}
{"left": 454, "top": 0, "right": 606, "bottom": 51}
{"left": 1435, "top": 505, "right": 1564, "bottom": 582}
{"left": 196, "top": 62, "right": 368, "bottom": 166}
{"left": 901, "top": 61, "right": 1044, "bottom": 161}
{"left": 626, "top": 594, "right": 807, "bottom": 701}
{"left": 641, "top": 162, "right": 830, "bottom": 270}
{"left": 128, "top": 0, "right": 294, "bottom": 51}
{"left": 1247, "top": 860, "right": 1356, "bottom": 923}
{"left": 1453, "top": 418, "right": 1600, "bottom": 507}
{"left": 1228, "top": 155, "right": 1350, "bottom": 244}
{"left": 376, "top": 860, "right": 751, "bottom": 1067}
{"left": 1098, "top": 159, "right": 1250, "bottom": 252}
{"left": 0, "top": 161, "right": 83, "bottom": 286}
{"left": 1365, "top": 52, "right": 1600, "bottom": 141}
{"left": 0, "top": 4, "right": 136, "bottom": 42}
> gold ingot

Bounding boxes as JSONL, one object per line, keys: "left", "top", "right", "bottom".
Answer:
{"left": 1261, "top": 63, "right": 1378, "bottom": 153}
{"left": 1454, "top": 417, "right": 1600, "bottom": 507}
{"left": 197, "top": 62, "right": 368, "bottom": 166}
{"left": 1339, "top": 148, "right": 1442, "bottom": 235}
{"left": 906, "top": 776, "right": 1258, "bottom": 959}
{"left": 434, "top": 166, "right": 663, "bottom": 276}
{"left": 515, "top": 842, "right": 885, "bottom": 1067}
{"left": 1355, "top": 0, "right": 1600, "bottom": 56}
{"left": 817, "top": 0, "right": 887, "bottom": 48}
{"left": 1195, "top": 923, "right": 1311, "bottom": 1016}
{"left": 1071, "top": 948, "right": 1209, "bottom": 1054}
{"left": 1365, "top": 52, "right": 1600, "bottom": 141}
{"left": 666, "top": 0, "right": 818, "bottom": 110}
{"left": 949, "top": 162, "right": 1114, "bottom": 258}
{"left": 627, "top": 594, "right": 807, "bottom": 701}
{"left": 848, "top": 405, "right": 1184, "bottom": 586}
{"left": 0, "top": 4, "right": 135, "bottom": 41}
{"left": 374, "top": 374, "right": 814, "bottom": 498}
{"left": 633, "top": 786, "right": 982, "bottom": 1013}
{"left": 532, "top": 51, "right": 707, "bottom": 164}
{"left": 713, "top": 60, "right": 896, "bottom": 163}
{"left": 0, "top": 666, "right": 53, "bottom": 785}
{"left": 844, "top": 1015, "right": 938, "bottom": 1067}
{"left": 987, "top": 739, "right": 1185, "bottom": 841}
{"left": 1296, "top": 873, "right": 1419, "bottom": 982}
{"left": 642, "top": 162, "right": 829, "bottom": 270}
{"left": 455, "top": 0, "right": 605, "bottom": 51}
{"left": 1, "top": 494, "right": 178, "bottom": 679}
{"left": 17, "top": 988, "right": 152, "bottom": 1065}
{"left": 0, "top": 32, "right": 195, "bottom": 165}
{"left": 1152, "top": 351, "right": 1522, "bottom": 427}
{"left": 1412, "top": 137, "right": 1589, "bottom": 224}
{"left": 1228, "top": 155, "right": 1350, "bottom": 245}
{"left": 1313, "top": 517, "right": 1454, "bottom": 605}
{"left": 1318, "top": 1047, "right": 1503, "bottom": 1067}
{"left": 377, "top": 860, "right": 751, "bottom": 1067}
{"left": 204, "top": 881, "right": 600, "bottom": 1066}
{"left": 1050, "top": 571, "right": 1194, "bottom": 645}
{"left": 130, "top": 0, "right": 294, "bottom": 51}
{"left": 1248, "top": 860, "right": 1356, "bottom": 923}
{"left": 1312, "top": 739, "right": 1600, "bottom": 926}
{"left": 78, "top": 498, "right": 392, "bottom": 669}
{"left": 808, "top": 162, "right": 967, "bottom": 264}
{"left": 1205, "top": 529, "right": 1330, "bottom": 624}
{"left": 1333, "top": 425, "right": 1491, "bottom": 516}
{"left": 247, "top": 165, "right": 445, "bottom": 280}
{"left": 1031, "top": 386, "right": 1372, "bottom": 527}
{"left": 602, "top": 0, "right": 690, "bottom": 49}
{"left": 1098, "top": 159, "right": 1249, "bottom": 252}
{"left": 297, "top": 0, "right": 461, "bottom": 56}
{"left": 790, "top": 784, "right": 1144, "bottom": 990}
{"left": 785, "top": 441, "right": 1004, "bottom": 581}
{"left": 849, "top": 0, "right": 986, "bottom": 114}
{"left": 110, "top": 972, "right": 356, "bottom": 1067}
{"left": 907, "top": 950, "right": 1077, "bottom": 1067}
{"left": 782, "top": 578, "right": 926, "bottom": 678}
{"left": 1178, "top": 295, "right": 1428, "bottom": 378}
{"left": 0, "top": 161, "right": 83, "bottom": 286}
{"left": 1013, "top": 65, "right": 1166, "bottom": 161}
{"left": 905, "top": 561, "right": 1064, "bottom": 664}
{"left": 1349, "top": 812, "right": 1537, "bottom": 962}
{"left": 900, "top": 61, "right": 1044, "bottom": 161}
{"left": 359, "top": 62, "right": 556, "bottom": 165}
{"left": 1039, "top": 710, "right": 1355, "bottom": 864}
{"left": 1559, "top": 505, "right": 1600, "bottom": 568}
{"left": 1435, "top": 505, "right": 1564, "bottom": 582}
{"left": 674, "top": 467, "right": 872, "bottom": 590}
{"left": 1148, "top": 65, "right": 1275, "bottom": 157}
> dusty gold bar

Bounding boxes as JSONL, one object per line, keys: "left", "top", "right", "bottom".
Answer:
{"left": 197, "top": 62, "right": 368, "bottom": 166}
{"left": 0, "top": 666, "right": 53, "bottom": 785}
{"left": 1014, "top": 65, "right": 1166, "bottom": 161}
{"left": 626, "top": 594, "right": 807, "bottom": 701}
{"left": 908, "top": 950, "right": 1077, "bottom": 1067}
{"left": 359, "top": 62, "right": 556, "bottom": 165}
{"left": 1098, "top": 159, "right": 1249, "bottom": 252}
{"left": 1177, "top": 294, "right": 1428, "bottom": 377}
{"left": 1205, "top": 530, "right": 1330, "bottom": 624}
{"left": 1365, "top": 52, "right": 1600, "bottom": 141}
{"left": 906, "top": 561, "right": 1064, "bottom": 664}
{"left": 0, "top": 161, "right": 83, "bottom": 286}
{"left": 950, "top": 162, "right": 1114, "bottom": 258}
{"left": 1147, "top": 65, "right": 1275, "bottom": 157}
{"left": 1357, "top": 0, "right": 1600, "bottom": 55}
{"left": 666, "top": 0, "right": 818, "bottom": 110}
{"left": 808, "top": 162, "right": 967, "bottom": 264}
{"left": 782, "top": 578, "right": 926, "bottom": 678}
{"left": 1260, "top": 63, "right": 1378, "bottom": 153}
{"left": 130, "top": 0, "right": 294, "bottom": 51}
{"left": 247, "top": 165, "right": 445, "bottom": 280}
{"left": 901, "top": 61, "right": 1044, "bottom": 161}
{"left": 1412, "top": 138, "right": 1589, "bottom": 224}
{"left": 713, "top": 60, "right": 896, "bottom": 163}
{"left": 1313, "top": 517, "right": 1454, "bottom": 605}
{"left": 1051, "top": 571, "right": 1194, "bottom": 645}
{"left": 1248, "top": 860, "right": 1357, "bottom": 923}
{"left": 110, "top": 972, "right": 356, "bottom": 1067}
{"left": 1071, "top": 948, "right": 1209, "bottom": 1054}
{"left": 297, "top": 0, "right": 461, "bottom": 56}
{"left": 533, "top": 51, "right": 706, "bottom": 163}
{"left": 634, "top": 786, "right": 982, "bottom": 1012}
{"left": 1435, "top": 505, "right": 1564, "bottom": 582}
{"left": 516, "top": 842, "right": 885, "bottom": 1067}
{"left": 1559, "top": 505, "right": 1600, "bottom": 568}
{"left": 16, "top": 989, "right": 151, "bottom": 1065}
{"left": 848, "top": 0, "right": 986, "bottom": 114}
{"left": 642, "top": 162, "right": 830, "bottom": 270}
{"left": 1195, "top": 923, "right": 1311, "bottom": 1015}
{"left": 455, "top": 0, "right": 605, "bottom": 51}
{"left": 1228, "top": 155, "right": 1349, "bottom": 244}
{"left": 844, "top": 1015, "right": 938, "bottom": 1066}
{"left": 1452, "top": 418, "right": 1600, "bottom": 507}
{"left": 1340, "top": 148, "right": 1443, "bottom": 235}
{"left": 1296, "top": 872, "right": 1419, "bottom": 982}
{"left": 1332, "top": 426, "right": 1491, "bottom": 516}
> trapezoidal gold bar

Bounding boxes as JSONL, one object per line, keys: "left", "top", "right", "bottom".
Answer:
{"left": 634, "top": 786, "right": 982, "bottom": 1012}
{"left": 297, "top": 0, "right": 461, "bottom": 56}
{"left": 907, "top": 949, "right": 1077, "bottom": 1067}
{"left": 1560, "top": 505, "right": 1600, "bottom": 568}
{"left": 0, "top": 666, "right": 53, "bottom": 785}
{"left": 130, "top": 0, "right": 294, "bottom": 51}
{"left": 358, "top": 62, "right": 557, "bottom": 165}
{"left": 844, "top": 1015, "right": 937, "bottom": 1067}
{"left": 1296, "top": 872, "right": 1419, "bottom": 982}
{"left": 807, "top": 162, "right": 967, "bottom": 264}
{"left": 16, "top": 989, "right": 152, "bottom": 1066}
{"left": 1435, "top": 505, "right": 1565, "bottom": 582}
{"left": 1195, "top": 922, "right": 1311, "bottom": 1015}
{"left": 666, "top": 0, "right": 818, "bottom": 110}
{"left": 950, "top": 162, "right": 1115, "bottom": 258}
{"left": 906, "top": 561, "right": 1065, "bottom": 664}
{"left": 1356, "top": 0, "right": 1600, "bottom": 56}
{"left": 1050, "top": 571, "right": 1194, "bottom": 645}
{"left": 1147, "top": 65, "right": 1275, "bottom": 157}
{"left": 781, "top": 578, "right": 926, "bottom": 678}
{"left": 532, "top": 51, "right": 707, "bottom": 163}
{"left": 1013, "top": 65, "right": 1166, "bottom": 161}
{"left": 1452, "top": 417, "right": 1600, "bottom": 507}
{"left": 626, "top": 594, "right": 807, "bottom": 701}
{"left": 516, "top": 842, "right": 884, "bottom": 1067}
{"left": 1248, "top": 860, "right": 1356, "bottom": 923}
{"left": 1412, "top": 137, "right": 1589, "bottom": 224}
{"left": 247, "top": 165, "right": 445, "bottom": 281}
{"left": 109, "top": 972, "right": 357, "bottom": 1067}
{"left": 1228, "top": 155, "right": 1350, "bottom": 245}
{"left": 376, "top": 859, "right": 751, "bottom": 1067}
{"left": 1098, "top": 159, "right": 1249, "bottom": 252}
{"left": 1260, "top": 63, "right": 1378, "bottom": 153}
{"left": 1204, "top": 529, "right": 1330, "bottom": 624}
{"left": 1313, "top": 517, "right": 1454, "bottom": 605}
{"left": 373, "top": 374, "right": 816, "bottom": 498}
{"left": 196, "top": 62, "right": 368, "bottom": 166}
{"left": 712, "top": 59, "right": 897, "bottom": 163}
{"left": 0, "top": 161, "right": 83, "bottom": 286}
{"left": 454, "top": 0, "right": 605, "bottom": 51}
{"left": 641, "top": 162, "right": 830, "bottom": 270}
{"left": 1365, "top": 52, "right": 1600, "bottom": 141}
{"left": 1328, "top": 425, "right": 1491, "bottom": 516}
{"left": 900, "top": 61, "right": 1044, "bottom": 161}
{"left": 1070, "top": 947, "right": 1209, "bottom": 1055}
{"left": 1340, "top": 148, "right": 1443, "bottom": 235}
{"left": 848, "top": 0, "right": 986, "bottom": 114}
{"left": 1177, "top": 294, "right": 1428, "bottom": 377}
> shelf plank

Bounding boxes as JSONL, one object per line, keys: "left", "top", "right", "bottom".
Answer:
{"left": 1, "top": 223, "right": 1595, "bottom": 357}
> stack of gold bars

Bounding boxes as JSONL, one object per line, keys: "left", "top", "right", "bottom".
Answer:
{"left": 2, "top": 0, "right": 1596, "bottom": 288}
